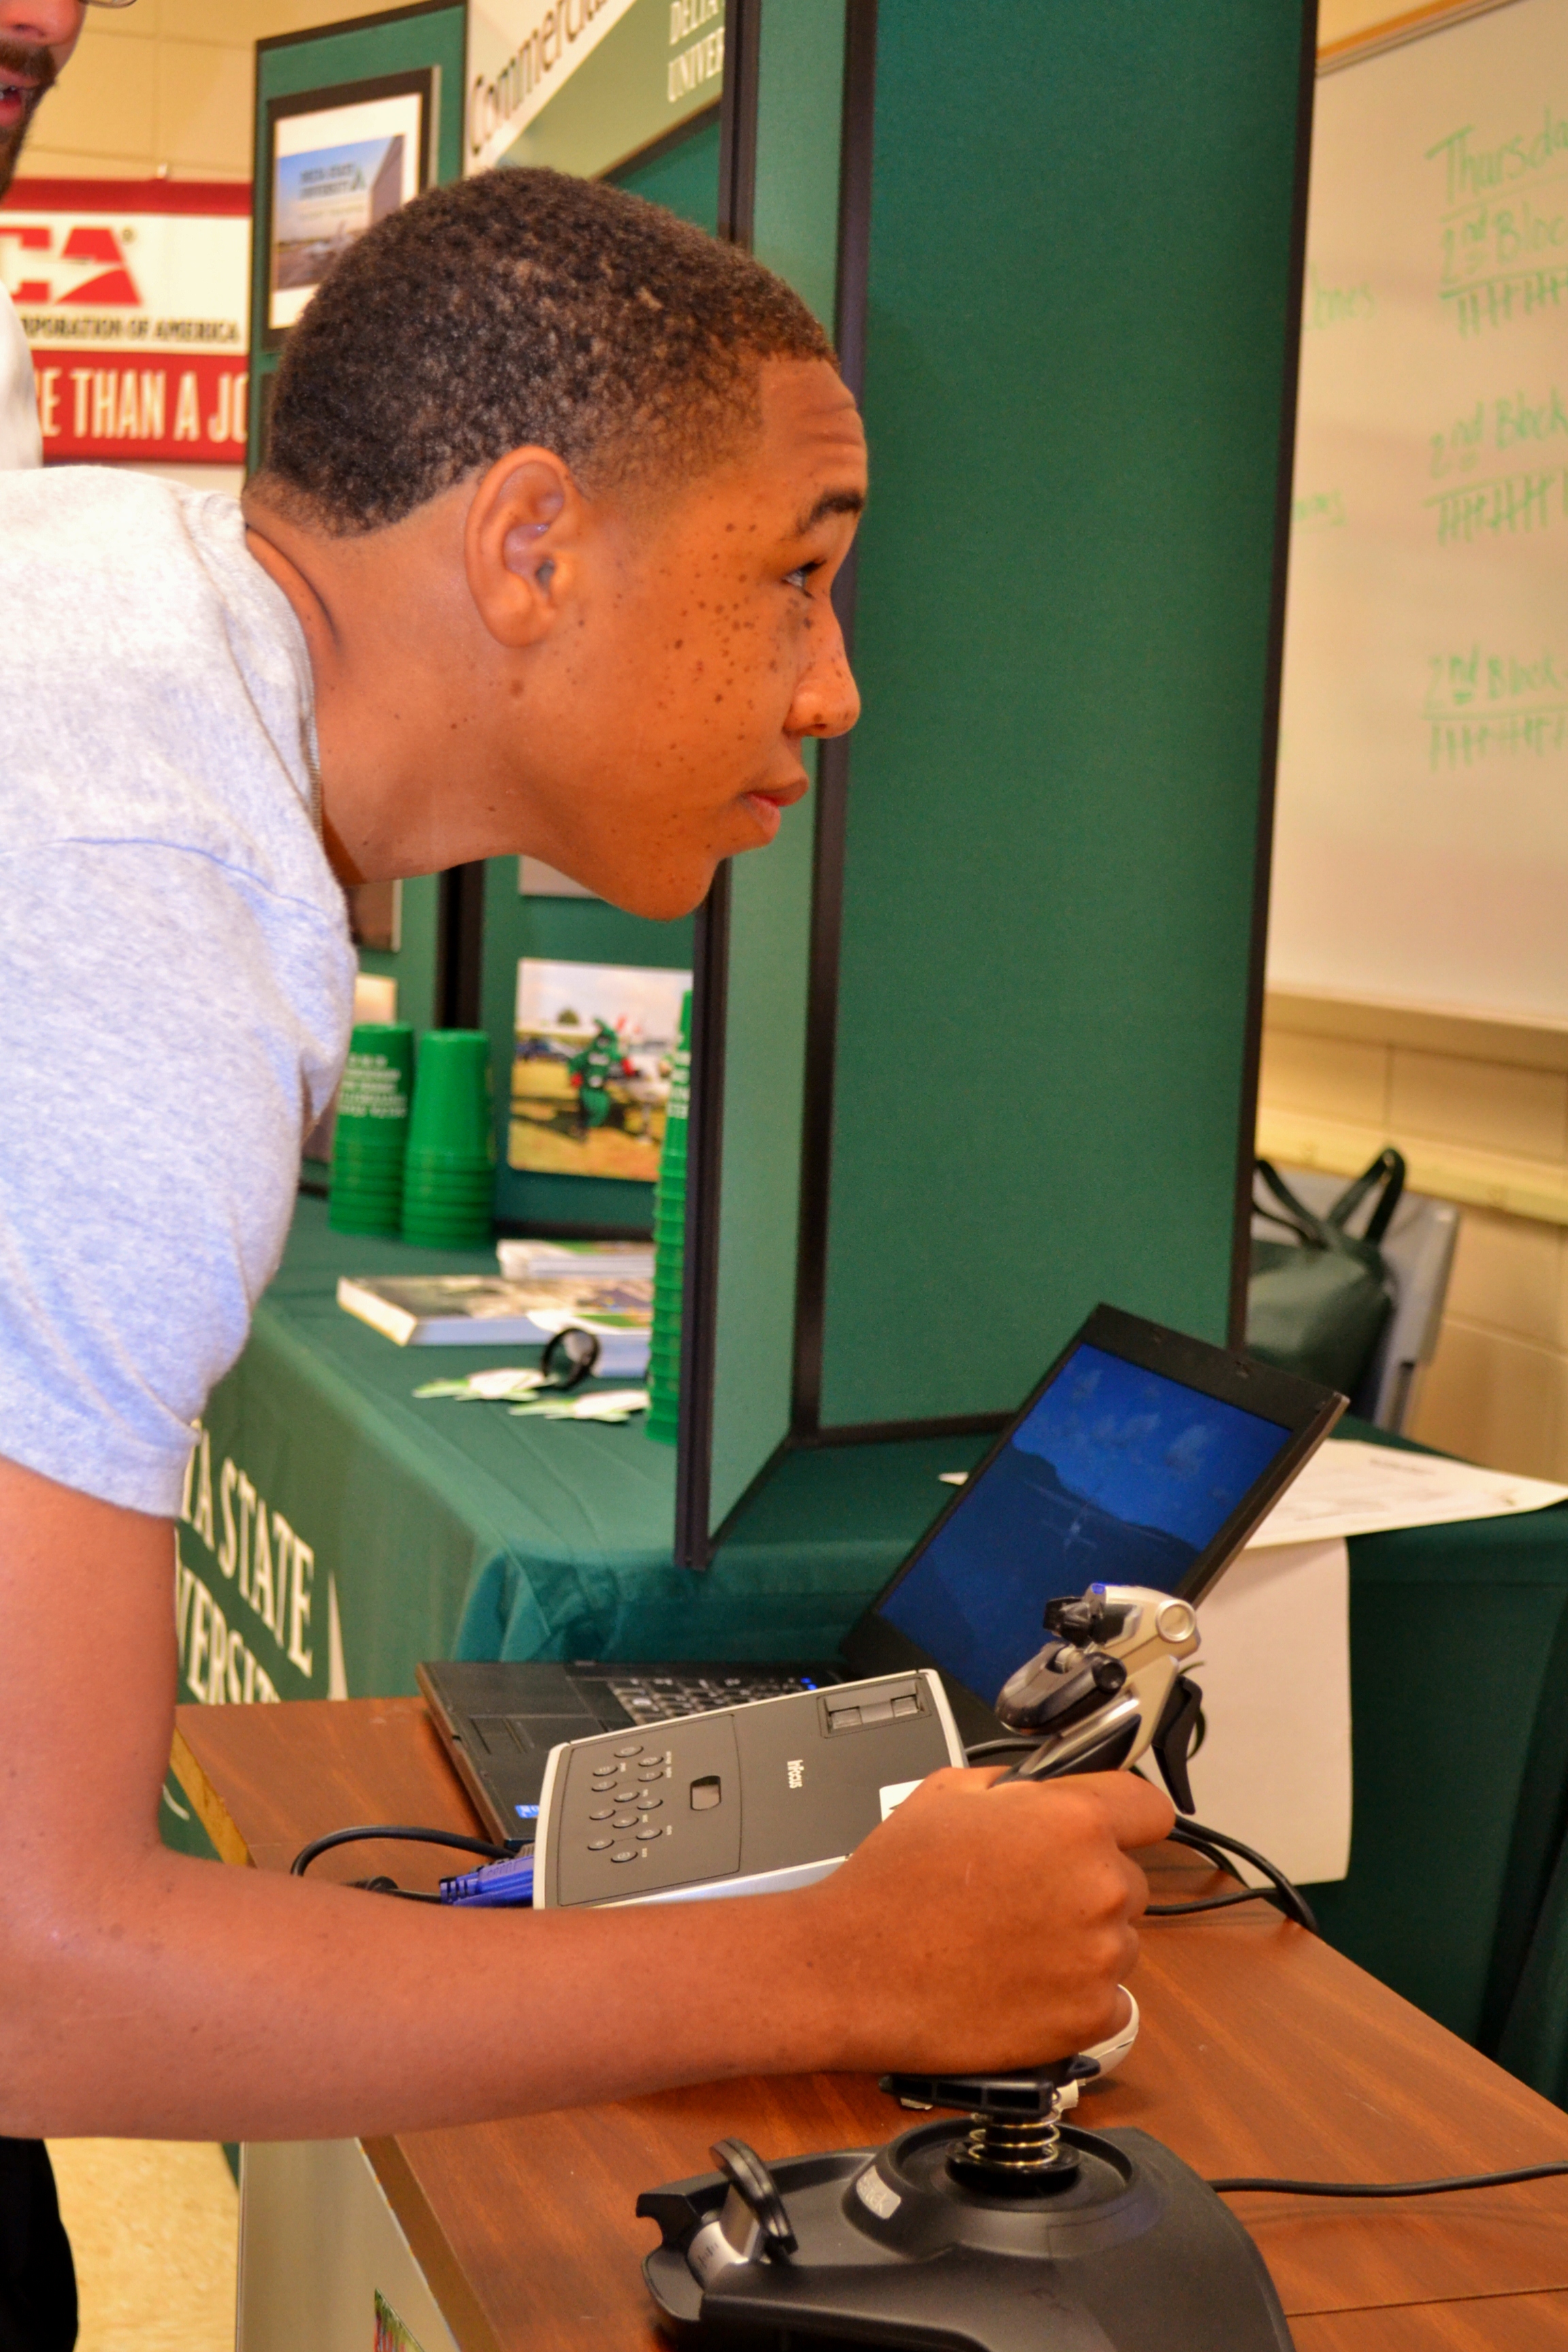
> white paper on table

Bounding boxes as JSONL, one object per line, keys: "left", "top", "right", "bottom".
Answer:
{"left": 1246, "top": 1438, "right": 1567, "bottom": 1550}
{"left": 1183, "top": 1537, "right": 1351, "bottom": 1886}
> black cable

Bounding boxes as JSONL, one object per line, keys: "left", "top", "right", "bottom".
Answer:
{"left": 1149, "top": 1885, "right": 1283, "bottom": 1918}
{"left": 350, "top": 1876, "right": 444, "bottom": 1905}
{"left": 1211, "top": 2162, "right": 1568, "bottom": 2198}
{"left": 968, "top": 1748, "right": 1316, "bottom": 1928}
{"left": 1147, "top": 1820, "right": 1262, "bottom": 1916}
{"left": 1147, "top": 1824, "right": 1316, "bottom": 1927}
{"left": 1167, "top": 1817, "right": 1318, "bottom": 1936}
{"left": 1161, "top": 1825, "right": 1233, "bottom": 1875}
{"left": 290, "top": 1825, "right": 510, "bottom": 1878}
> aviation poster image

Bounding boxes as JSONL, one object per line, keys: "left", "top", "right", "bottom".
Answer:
{"left": 269, "top": 90, "right": 424, "bottom": 332}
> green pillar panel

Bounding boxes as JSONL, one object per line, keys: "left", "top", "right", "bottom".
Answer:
{"left": 817, "top": 1, "right": 1310, "bottom": 1430}
{"left": 708, "top": 777, "right": 815, "bottom": 1524}
{"left": 704, "top": 0, "right": 847, "bottom": 1533}
{"left": 608, "top": 110, "right": 721, "bottom": 225}
{"left": 751, "top": 0, "right": 845, "bottom": 335}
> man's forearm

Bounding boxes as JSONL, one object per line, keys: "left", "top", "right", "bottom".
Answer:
{"left": 1, "top": 1844, "right": 851, "bottom": 2140}
{"left": 0, "top": 1460, "right": 1167, "bottom": 2140}
{"left": 2, "top": 1766, "right": 1158, "bottom": 2140}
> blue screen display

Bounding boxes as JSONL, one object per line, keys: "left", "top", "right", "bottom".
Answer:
{"left": 879, "top": 1343, "right": 1290, "bottom": 1710}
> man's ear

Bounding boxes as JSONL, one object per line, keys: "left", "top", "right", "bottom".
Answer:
{"left": 464, "top": 447, "right": 583, "bottom": 649}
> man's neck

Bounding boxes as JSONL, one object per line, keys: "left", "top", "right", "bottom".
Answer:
{"left": 242, "top": 492, "right": 502, "bottom": 885}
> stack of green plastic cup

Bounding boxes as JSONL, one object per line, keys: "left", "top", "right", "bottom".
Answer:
{"left": 329, "top": 1022, "right": 414, "bottom": 1236}
{"left": 400, "top": 1030, "right": 496, "bottom": 1249}
{"left": 645, "top": 991, "right": 691, "bottom": 1445}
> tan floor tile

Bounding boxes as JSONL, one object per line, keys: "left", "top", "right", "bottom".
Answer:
{"left": 1409, "top": 1319, "right": 1567, "bottom": 1480}
{"left": 1258, "top": 1027, "right": 1388, "bottom": 1126}
{"left": 47, "top": 2138, "right": 236, "bottom": 2352}
{"left": 1389, "top": 1048, "right": 1568, "bottom": 1162}
{"left": 1442, "top": 1207, "right": 1565, "bottom": 1349}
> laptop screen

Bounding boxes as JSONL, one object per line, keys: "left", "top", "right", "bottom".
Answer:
{"left": 875, "top": 1339, "right": 1294, "bottom": 1714}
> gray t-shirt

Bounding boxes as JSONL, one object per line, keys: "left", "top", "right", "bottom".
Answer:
{"left": 0, "top": 468, "right": 355, "bottom": 1515}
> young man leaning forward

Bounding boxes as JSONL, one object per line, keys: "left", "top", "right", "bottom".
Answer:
{"left": 0, "top": 165, "right": 1169, "bottom": 2339}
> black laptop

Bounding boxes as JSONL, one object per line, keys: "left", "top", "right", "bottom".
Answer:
{"left": 419, "top": 1303, "right": 1343, "bottom": 1844}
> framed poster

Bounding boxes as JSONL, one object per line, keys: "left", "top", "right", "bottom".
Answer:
{"left": 260, "top": 69, "right": 434, "bottom": 348}
{"left": 510, "top": 958, "right": 690, "bottom": 1183}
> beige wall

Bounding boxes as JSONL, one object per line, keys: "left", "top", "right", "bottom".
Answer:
{"left": 1257, "top": 0, "right": 1568, "bottom": 1486}
{"left": 23, "top": 1, "right": 355, "bottom": 184}
{"left": 1258, "top": 998, "right": 1568, "bottom": 1482}
{"left": 1318, "top": 0, "right": 1484, "bottom": 53}
{"left": 1319, "top": 0, "right": 1408, "bottom": 39}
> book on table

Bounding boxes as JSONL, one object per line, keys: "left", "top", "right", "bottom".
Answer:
{"left": 495, "top": 1237, "right": 654, "bottom": 1282}
{"left": 336, "top": 1273, "right": 652, "bottom": 1372}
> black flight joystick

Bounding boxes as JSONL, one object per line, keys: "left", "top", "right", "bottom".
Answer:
{"left": 636, "top": 1586, "right": 1294, "bottom": 2347}
{"left": 638, "top": 2057, "right": 1292, "bottom": 2350}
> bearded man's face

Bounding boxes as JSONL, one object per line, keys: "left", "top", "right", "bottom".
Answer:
{"left": 0, "top": 8, "right": 84, "bottom": 203}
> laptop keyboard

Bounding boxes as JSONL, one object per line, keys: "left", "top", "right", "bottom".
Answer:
{"left": 603, "top": 1670, "right": 827, "bottom": 1724}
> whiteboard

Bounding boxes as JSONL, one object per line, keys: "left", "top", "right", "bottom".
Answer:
{"left": 1271, "top": 0, "right": 1568, "bottom": 1021}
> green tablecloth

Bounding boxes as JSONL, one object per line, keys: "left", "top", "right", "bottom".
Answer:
{"left": 169, "top": 1196, "right": 1568, "bottom": 2100}
{"left": 174, "top": 1195, "right": 987, "bottom": 1713}
{"left": 1303, "top": 1450, "right": 1568, "bottom": 2072}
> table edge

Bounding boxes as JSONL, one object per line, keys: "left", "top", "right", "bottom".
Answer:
{"left": 169, "top": 1725, "right": 253, "bottom": 1868}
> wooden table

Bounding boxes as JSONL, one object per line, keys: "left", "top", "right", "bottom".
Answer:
{"left": 174, "top": 1699, "right": 1568, "bottom": 2350}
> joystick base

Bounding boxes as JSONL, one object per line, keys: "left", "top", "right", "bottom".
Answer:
{"left": 639, "top": 2121, "right": 1294, "bottom": 2351}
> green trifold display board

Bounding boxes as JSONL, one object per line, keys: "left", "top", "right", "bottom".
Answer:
{"left": 172, "top": 1198, "right": 978, "bottom": 1712}
{"left": 610, "top": 109, "right": 719, "bottom": 226}
{"left": 811, "top": 1, "right": 1313, "bottom": 1431}
{"left": 681, "top": 0, "right": 1316, "bottom": 1549}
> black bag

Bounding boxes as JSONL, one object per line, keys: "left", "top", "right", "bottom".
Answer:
{"left": 1246, "top": 1151, "right": 1405, "bottom": 1399}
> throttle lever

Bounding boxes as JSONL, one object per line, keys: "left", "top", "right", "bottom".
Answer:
{"left": 710, "top": 2138, "right": 797, "bottom": 2260}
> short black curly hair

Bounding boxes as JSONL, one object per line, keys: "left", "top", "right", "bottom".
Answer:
{"left": 256, "top": 165, "right": 835, "bottom": 534}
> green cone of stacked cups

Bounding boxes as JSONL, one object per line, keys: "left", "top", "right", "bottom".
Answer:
{"left": 645, "top": 990, "right": 692, "bottom": 1446}
{"left": 328, "top": 1023, "right": 414, "bottom": 1236}
{"left": 401, "top": 1030, "right": 497, "bottom": 1248}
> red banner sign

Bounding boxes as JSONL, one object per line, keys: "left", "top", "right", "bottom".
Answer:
{"left": 31, "top": 350, "right": 246, "bottom": 462}
{"left": 1, "top": 178, "right": 250, "bottom": 466}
